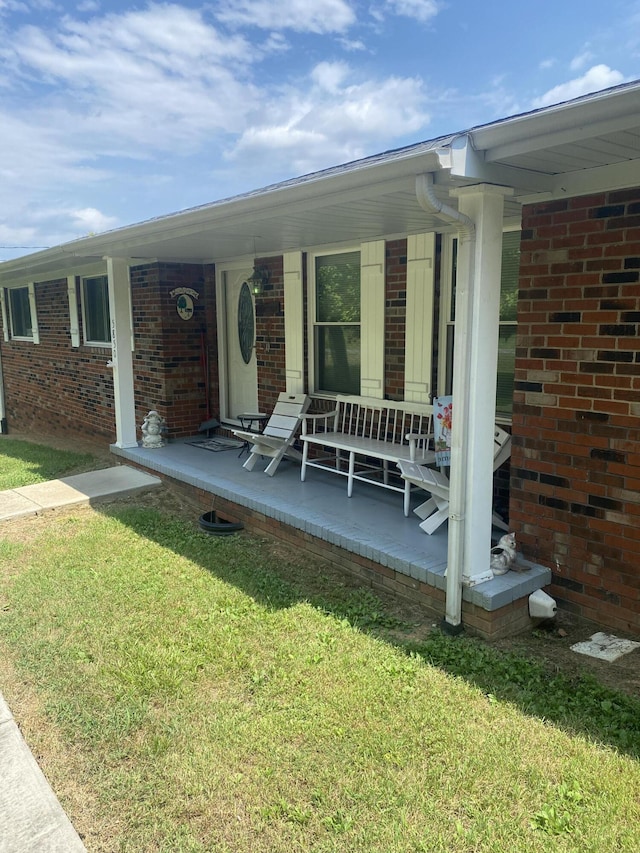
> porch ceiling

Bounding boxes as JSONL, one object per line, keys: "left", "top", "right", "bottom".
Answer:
{"left": 2, "top": 80, "right": 640, "bottom": 285}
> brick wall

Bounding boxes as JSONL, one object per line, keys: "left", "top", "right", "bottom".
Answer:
{"left": 512, "top": 189, "right": 640, "bottom": 633}
{"left": 1, "top": 277, "right": 116, "bottom": 440}
{"left": 130, "top": 262, "right": 212, "bottom": 437}
{"left": 385, "top": 239, "right": 407, "bottom": 400}
{"left": 255, "top": 256, "right": 286, "bottom": 413}
{"left": 151, "top": 470, "right": 536, "bottom": 641}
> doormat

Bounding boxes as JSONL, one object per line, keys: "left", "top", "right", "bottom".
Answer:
{"left": 188, "top": 437, "right": 244, "bottom": 452}
{"left": 570, "top": 632, "right": 640, "bottom": 662}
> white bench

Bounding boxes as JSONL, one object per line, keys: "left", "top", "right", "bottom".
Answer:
{"left": 300, "top": 395, "right": 435, "bottom": 516}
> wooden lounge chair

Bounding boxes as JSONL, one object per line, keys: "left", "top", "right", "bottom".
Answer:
{"left": 232, "top": 392, "right": 311, "bottom": 476}
{"left": 398, "top": 425, "right": 512, "bottom": 534}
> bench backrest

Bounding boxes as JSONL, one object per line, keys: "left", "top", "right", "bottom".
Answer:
{"left": 334, "top": 395, "right": 433, "bottom": 445}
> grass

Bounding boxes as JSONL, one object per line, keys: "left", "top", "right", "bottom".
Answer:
{"left": 0, "top": 437, "right": 99, "bottom": 489}
{"left": 1, "top": 441, "right": 639, "bottom": 851}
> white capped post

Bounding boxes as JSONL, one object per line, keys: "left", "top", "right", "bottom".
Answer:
{"left": 106, "top": 256, "right": 138, "bottom": 448}
{"left": 448, "top": 184, "right": 513, "bottom": 596}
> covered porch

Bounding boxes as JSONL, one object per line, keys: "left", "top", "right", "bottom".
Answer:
{"left": 111, "top": 436, "right": 551, "bottom": 639}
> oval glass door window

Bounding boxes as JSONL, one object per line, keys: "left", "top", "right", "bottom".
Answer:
{"left": 237, "top": 281, "right": 255, "bottom": 364}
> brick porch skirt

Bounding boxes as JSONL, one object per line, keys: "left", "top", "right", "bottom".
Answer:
{"left": 158, "top": 472, "right": 536, "bottom": 641}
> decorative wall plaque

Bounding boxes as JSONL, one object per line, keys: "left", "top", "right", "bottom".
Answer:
{"left": 170, "top": 286, "right": 200, "bottom": 320}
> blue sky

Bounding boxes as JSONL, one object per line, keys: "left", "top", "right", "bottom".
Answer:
{"left": 0, "top": 0, "right": 638, "bottom": 260}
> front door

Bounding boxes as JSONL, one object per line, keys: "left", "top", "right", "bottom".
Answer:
{"left": 223, "top": 267, "right": 259, "bottom": 421}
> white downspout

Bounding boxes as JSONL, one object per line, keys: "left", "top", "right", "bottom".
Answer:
{"left": 415, "top": 173, "right": 475, "bottom": 632}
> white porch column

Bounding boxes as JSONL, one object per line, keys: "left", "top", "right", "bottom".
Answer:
{"left": 445, "top": 184, "right": 512, "bottom": 625}
{"left": 106, "top": 257, "right": 138, "bottom": 448}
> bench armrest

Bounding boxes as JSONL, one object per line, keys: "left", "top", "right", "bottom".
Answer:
{"left": 406, "top": 431, "right": 434, "bottom": 462}
{"left": 301, "top": 408, "right": 338, "bottom": 435}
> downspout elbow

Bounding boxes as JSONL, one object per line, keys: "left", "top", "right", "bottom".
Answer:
{"left": 415, "top": 173, "right": 475, "bottom": 243}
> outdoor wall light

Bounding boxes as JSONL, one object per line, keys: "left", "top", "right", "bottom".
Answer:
{"left": 248, "top": 264, "right": 270, "bottom": 295}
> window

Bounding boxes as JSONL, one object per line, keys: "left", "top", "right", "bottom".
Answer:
{"left": 8, "top": 286, "right": 34, "bottom": 339}
{"left": 82, "top": 275, "right": 111, "bottom": 344}
{"left": 313, "top": 250, "right": 361, "bottom": 394}
{"left": 496, "top": 231, "right": 520, "bottom": 416}
{"left": 440, "top": 230, "right": 520, "bottom": 418}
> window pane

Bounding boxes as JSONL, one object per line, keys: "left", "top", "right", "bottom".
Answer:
{"left": 83, "top": 276, "right": 111, "bottom": 343}
{"left": 9, "top": 288, "right": 32, "bottom": 337}
{"left": 500, "top": 231, "right": 520, "bottom": 322}
{"left": 444, "top": 326, "right": 455, "bottom": 396}
{"left": 496, "top": 325, "right": 516, "bottom": 416}
{"left": 316, "top": 251, "right": 360, "bottom": 323}
{"left": 316, "top": 325, "right": 361, "bottom": 394}
{"left": 449, "top": 239, "right": 458, "bottom": 322}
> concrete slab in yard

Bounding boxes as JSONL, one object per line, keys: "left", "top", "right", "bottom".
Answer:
{"left": 0, "top": 491, "right": 42, "bottom": 521}
{"left": 571, "top": 632, "right": 640, "bottom": 662}
{"left": 14, "top": 466, "right": 162, "bottom": 509}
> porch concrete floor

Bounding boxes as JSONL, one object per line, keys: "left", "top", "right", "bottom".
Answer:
{"left": 111, "top": 437, "right": 551, "bottom": 613}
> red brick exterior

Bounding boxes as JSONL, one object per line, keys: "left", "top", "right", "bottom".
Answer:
{"left": 1, "top": 277, "right": 116, "bottom": 440}
{"left": 0, "top": 262, "right": 217, "bottom": 442}
{"left": 150, "top": 471, "right": 536, "bottom": 641}
{"left": 385, "top": 239, "right": 407, "bottom": 401}
{"left": 3, "top": 215, "right": 637, "bottom": 635}
{"left": 130, "top": 262, "right": 215, "bottom": 437}
{"left": 512, "top": 189, "right": 640, "bottom": 633}
{"left": 254, "top": 256, "right": 286, "bottom": 414}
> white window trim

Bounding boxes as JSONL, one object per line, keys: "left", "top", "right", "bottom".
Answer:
{"left": 4, "top": 283, "right": 39, "bottom": 343}
{"left": 81, "top": 274, "right": 112, "bottom": 347}
{"left": 0, "top": 288, "right": 8, "bottom": 343}
{"left": 67, "top": 276, "right": 80, "bottom": 347}
{"left": 307, "top": 244, "right": 368, "bottom": 399}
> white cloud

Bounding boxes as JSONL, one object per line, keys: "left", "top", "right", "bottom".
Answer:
{"left": 229, "top": 64, "right": 429, "bottom": 174}
{"left": 338, "top": 36, "right": 366, "bottom": 51}
{"left": 384, "top": 0, "right": 440, "bottom": 23}
{"left": 71, "top": 207, "right": 119, "bottom": 234}
{"left": 570, "top": 48, "right": 595, "bottom": 72}
{"left": 531, "top": 64, "right": 626, "bottom": 108}
{"left": 215, "top": 0, "right": 356, "bottom": 34}
{"left": 6, "top": 4, "right": 262, "bottom": 150}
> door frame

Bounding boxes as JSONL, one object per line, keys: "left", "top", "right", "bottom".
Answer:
{"left": 215, "top": 259, "right": 257, "bottom": 424}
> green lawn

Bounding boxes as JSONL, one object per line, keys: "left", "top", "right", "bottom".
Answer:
{"left": 1, "top": 494, "right": 639, "bottom": 852}
{"left": 0, "top": 437, "right": 99, "bottom": 489}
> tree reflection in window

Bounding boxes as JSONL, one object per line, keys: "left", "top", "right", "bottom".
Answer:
{"left": 315, "top": 251, "right": 361, "bottom": 394}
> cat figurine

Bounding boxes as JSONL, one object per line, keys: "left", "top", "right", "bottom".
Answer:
{"left": 490, "top": 532, "right": 516, "bottom": 576}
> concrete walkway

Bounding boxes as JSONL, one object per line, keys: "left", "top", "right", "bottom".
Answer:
{"left": 0, "top": 465, "right": 162, "bottom": 852}
{"left": 0, "top": 465, "right": 162, "bottom": 522}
